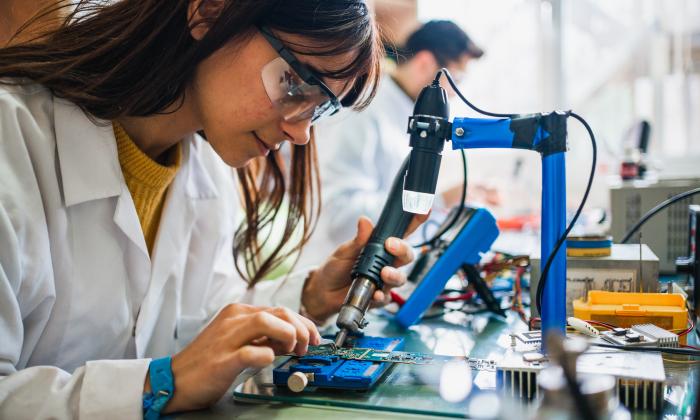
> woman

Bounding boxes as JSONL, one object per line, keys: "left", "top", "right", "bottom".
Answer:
{"left": 0, "top": 1, "right": 417, "bottom": 418}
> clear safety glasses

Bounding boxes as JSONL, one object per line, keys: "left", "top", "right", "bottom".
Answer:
{"left": 259, "top": 26, "right": 342, "bottom": 124}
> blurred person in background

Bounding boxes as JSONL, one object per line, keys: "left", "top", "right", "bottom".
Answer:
{"left": 300, "top": 20, "right": 498, "bottom": 266}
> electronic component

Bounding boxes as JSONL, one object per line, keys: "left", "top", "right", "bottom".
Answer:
{"left": 530, "top": 244, "right": 660, "bottom": 317}
{"left": 567, "top": 317, "right": 600, "bottom": 337}
{"left": 600, "top": 324, "right": 679, "bottom": 348}
{"left": 304, "top": 345, "right": 436, "bottom": 364}
{"left": 610, "top": 178, "right": 700, "bottom": 273}
{"left": 302, "top": 342, "right": 497, "bottom": 369}
{"left": 497, "top": 349, "right": 666, "bottom": 412}
{"left": 513, "top": 331, "right": 542, "bottom": 346}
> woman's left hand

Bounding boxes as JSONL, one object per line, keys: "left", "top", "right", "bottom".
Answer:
{"left": 301, "top": 215, "right": 423, "bottom": 322}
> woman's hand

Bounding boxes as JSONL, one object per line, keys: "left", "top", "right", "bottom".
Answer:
{"left": 301, "top": 215, "right": 424, "bottom": 322}
{"left": 151, "top": 303, "right": 320, "bottom": 413}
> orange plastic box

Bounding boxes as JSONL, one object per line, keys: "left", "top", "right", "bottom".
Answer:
{"left": 573, "top": 290, "right": 688, "bottom": 343}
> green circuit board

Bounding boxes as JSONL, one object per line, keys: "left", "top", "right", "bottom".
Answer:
{"left": 303, "top": 344, "right": 434, "bottom": 364}
{"left": 302, "top": 343, "right": 496, "bottom": 370}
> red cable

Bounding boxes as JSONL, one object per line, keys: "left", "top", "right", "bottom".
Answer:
{"left": 584, "top": 320, "right": 617, "bottom": 330}
{"left": 436, "top": 292, "right": 475, "bottom": 302}
{"left": 389, "top": 290, "right": 406, "bottom": 306}
{"left": 677, "top": 316, "right": 695, "bottom": 337}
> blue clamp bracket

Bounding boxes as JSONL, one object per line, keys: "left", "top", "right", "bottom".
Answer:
{"left": 449, "top": 111, "right": 570, "bottom": 338}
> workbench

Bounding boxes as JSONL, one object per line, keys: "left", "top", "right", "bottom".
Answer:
{"left": 176, "top": 307, "right": 700, "bottom": 419}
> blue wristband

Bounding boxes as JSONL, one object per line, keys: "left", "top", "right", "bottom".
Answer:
{"left": 143, "top": 356, "right": 174, "bottom": 420}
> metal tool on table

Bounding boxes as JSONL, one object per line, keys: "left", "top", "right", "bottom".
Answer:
{"left": 335, "top": 69, "right": 584, "bottom": 348}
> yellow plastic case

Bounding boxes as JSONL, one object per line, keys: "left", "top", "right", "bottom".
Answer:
{"left": 573, "top": 290, "right": 688, "bottom": 343}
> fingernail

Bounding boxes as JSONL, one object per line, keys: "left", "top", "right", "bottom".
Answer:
{"left": 387, "top": 238, "right": 397, "bottom": 251}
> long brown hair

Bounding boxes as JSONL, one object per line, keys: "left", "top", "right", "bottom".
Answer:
{"left": 0, "top": 0, "right": 383, "bottom": 286}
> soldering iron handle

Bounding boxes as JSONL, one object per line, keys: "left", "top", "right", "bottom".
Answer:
{"left": 350, "top": 157, "right": 415, "bottom": 289}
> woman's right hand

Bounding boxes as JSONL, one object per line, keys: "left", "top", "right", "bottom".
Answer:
{"left": 150, "top": 303, "right": 321, "bottom": 413}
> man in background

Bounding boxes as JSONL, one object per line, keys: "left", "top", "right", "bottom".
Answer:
{"left": 300, "top": 20, "right": 497, "bottom": 267}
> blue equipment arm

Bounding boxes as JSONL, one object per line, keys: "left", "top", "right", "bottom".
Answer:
{"left": 450, "top": 112, "right": 569, "bottom": 155}
{"left": 447, "top": 111, "right": 570, "bottom": 337}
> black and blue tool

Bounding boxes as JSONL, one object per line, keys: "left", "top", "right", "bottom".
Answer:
{"left": 335, "top": 68, "right": 597, "bottom": 349}
{"left": 396, "top": 206, "right": 500, "bottom": 327}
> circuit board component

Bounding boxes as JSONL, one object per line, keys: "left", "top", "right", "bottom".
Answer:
{"left": 600, "top": 323, "right": 679, "bottom": 347}
{"left": 301, "top": 343, "right": 496, "bottom": 369}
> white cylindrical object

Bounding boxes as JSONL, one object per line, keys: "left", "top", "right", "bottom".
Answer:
{"left": 402, "top": 190, "right": 434, "bottom": 214}
{"left": 567, "top": 317, "right": 600, "bottom": 337}
{"left": 287, "top": 372, "right": 309, "bottom": 393}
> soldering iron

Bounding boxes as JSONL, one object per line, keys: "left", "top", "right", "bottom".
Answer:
{"left": 333, "top": 76, "right": 451, "bottom": 348}
{"left": 334, "top": 70, "right": 597, "bottom": 349}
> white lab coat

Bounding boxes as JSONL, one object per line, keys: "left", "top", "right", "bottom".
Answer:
{"left": 299, "top": 75, "right": 421, "bottom": 267}
{"left": 0, "top": 82, "right": 308, "bottom": 419}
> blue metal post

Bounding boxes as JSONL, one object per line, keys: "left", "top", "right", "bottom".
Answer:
{"left": 451, "top": 114, "right": 569, "bottom": 337}
{"left": 540, "top": 151, "right": 567, "bottom": 336}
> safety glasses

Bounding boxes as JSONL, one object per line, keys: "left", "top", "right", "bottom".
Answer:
{"left": 259, "top": 26, "right": 342, "bottom": 124}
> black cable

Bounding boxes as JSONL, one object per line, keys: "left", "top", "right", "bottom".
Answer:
{"left": 535, "top": 112, "right": 597, "bottom": 314}
{"left": 424, "top": 69, "right": 598, "bottom": 315}
{"left": 592, "top": 343, "right": 700, "bottom": 356}
{"left": 440, "top": 69, "right": 516, "bottom": 119}
{"left": 620, "top": 187, "right": 700, "bottom": 244}
{"left": 414, "top": 67, "right": 514, "bottom": 249}
{"left": 462, "top": 263, "right": 507, "bottom": 317}
{"left": 419, "top": 219, "right": 442, "bottom": 244}
{"left": 436, "top": 68, "right": 597, "bottom": 315}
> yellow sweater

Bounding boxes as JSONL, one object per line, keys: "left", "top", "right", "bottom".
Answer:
{"left": 112, "top": 122, "right": 182, "bottom": 254}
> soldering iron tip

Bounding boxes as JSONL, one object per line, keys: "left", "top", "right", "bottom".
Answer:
{"left": 334, "top": 329, "right": 349, "bottom": 349}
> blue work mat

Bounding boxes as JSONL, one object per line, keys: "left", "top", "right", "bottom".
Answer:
{"left": 273, "top": 335, "right": 404, "bottom": 391}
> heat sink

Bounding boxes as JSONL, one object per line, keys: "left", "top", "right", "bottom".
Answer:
{"left": 496, "top": 349, "right": 666, "bottom": 412}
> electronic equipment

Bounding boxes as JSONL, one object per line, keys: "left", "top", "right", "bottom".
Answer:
{"left": 333, "top": 154, "right": 416, "bottom": 348}
{"left": 395, "top": 206, "right": 499, "bottom": 327}
{"left": 676, "top": 205, "right": 700, "bottom": 319}
{"left": 530, "top": 244, "right": 660, "bottom": 317}
{"left": 610, "top": 178, "right": 700, "bottom": 273}
{"left": 335, "top": 69, "right": 593, "bottom": 348}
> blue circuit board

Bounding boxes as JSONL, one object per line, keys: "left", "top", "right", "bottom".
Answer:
{"left": 273, "top": 335, "right": 404, "bottom": 391}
